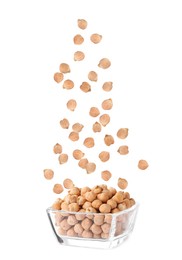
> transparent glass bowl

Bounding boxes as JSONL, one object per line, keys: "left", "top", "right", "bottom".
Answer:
{"left": 46, "top": 203, "right": 139, "bottom": 249}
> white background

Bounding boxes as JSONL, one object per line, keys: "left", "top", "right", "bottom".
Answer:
{"left": 0, "top": 0, "right": 182, "bottom": 259}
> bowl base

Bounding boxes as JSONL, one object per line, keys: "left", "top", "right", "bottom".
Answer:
{"left": 56, "top": 233, "right": 131, "bottom": 249}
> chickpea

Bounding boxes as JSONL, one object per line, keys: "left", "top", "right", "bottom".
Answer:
{"left": 52, "top": 199, "right": 62, "bottom": 210}
{"left": 112, "top": 208, "right": 120, "bottom": 213}
{"left": 107, "top": 199, "right": 117, "bottom": 209}
{"left": 118, "top": 203, "right": 127, "bottom": 211}
{"left": 82, "top": 201, "right": 92, "bottom": 210}
{"left": 93, "top": 215, "right": 104, "bottom": 225}
{"left": 91, "top": 224, "right": 102, "bottom": 235}
{"left": 44, "top": 169, "right": 54, "bottom": 180}
{"left": 81, "top": 187, "right": 91, "bottom": 196}
{"left": 60, "top": 219, "right": 71, "bottom": 231}
{"left": 82, "top": 230, "right": 93, "bottom": 238}
{"left": 53, "top": 143, "right": 62, "bottom": 154}
{"left": 53, "top": 184, "right": 64, "bottom": 194}
{"left": 69, "top": 187, "right": 80, "bottom": 195}
{"left": 108, "top": 187, "right": 117, "bottom": 196}
{"left": 57, "top": 227, "right": 67, "bottom": 236}
{"left": 77, "top": 196, "right": 86, "bottom": 206}
{"left": 92, "top": 185, "right": 102, "bottom": 194}
{"left": 97, "top": 192, "right": 109, "bottom": 202}
{"left": 61, "top": 202, "right": 69, "bottom": 211}
{"left": 101, "top": 223, "right": 111, "bottom": 234}
{"left": 112, "top": 191, "right": 124, "bottom": 203}
{"left": 99, "top": 204, "right": 111, "bottom": 213}
{"left": 68, "top": 203, "right": 80, "bottom": 212}
{"left": 67, "top": 227, "right": 77, "bottom": 237}
{"left": 86, "top": 207, "right": 97, "bottom": 213}
{"left": 101, "top": 232, "right": 109, "bottom": 239}
{"left": 84, "top": 191, "right": 97, "bottom": 202}
{"left": 63, "top": 178, "right": 74, "bottom": 189}
{"left": 81, "top": 218, "right": 93, "bottom": 230}
{"left": 67, "top": 215, "right": 78, "bottom": 226}
{"left": 138, "top": 159, "right": 149, "bottom": 170}
{"left": 104, "top": 215, "right": 112, "bottom": 224}
{"left": 74, "top": 223, "right": 84, "bottom": 235}
{"left": 92, "top": 199, "right": 102, "bottom": 210}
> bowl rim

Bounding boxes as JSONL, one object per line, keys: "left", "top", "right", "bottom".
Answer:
{"left": 46, "top": 202, "right": 139, "bottom": 216}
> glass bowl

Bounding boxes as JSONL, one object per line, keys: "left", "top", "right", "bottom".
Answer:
{"left": 46, "top": 203, "right": 139, "bottom": 249}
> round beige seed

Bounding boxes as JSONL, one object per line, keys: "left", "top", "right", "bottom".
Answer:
{"left": 99, "top": 151, "right": 110, "bottom": 162}
{"left": 117, "top": 128, "right": 128, "bottom": 139}
{"left": 102, "top": 81, "right": 113, "bottom": 92}
{"left": 82, "top": 230, "right": 93, "bottom": 238}
{"left": 92, "top": 122, "right": 101, "bottom": 132}
{"left": 69, "top": 132, "right": 79, "bottom": 141}
{"left": 81, "top": 187, "right": 91, "bottom": 196}
{"left": 72, "top": 123, "right": 84, "bottom": 132}
{"left": 69, "top": 187, "right": 80, "bottom": 195}
{"left": 59, "top": 63, "right": 70, "bottom": 73}
{"left": 91, "top": 224, "right": 102, "bottom": 235}
{"left": 60, "top": 219, "right": 71, "bottom": 231}
{"left": 117, "top": 145, "right": 129, "bottom": 155}
{"left": 58, "top": 153, "right": 68, "bottom": 164}
{"left": 77, "top": 19, "right": 87, "bottom": 30}
{"left": 99, "top": 114, "right": 110, "bottom": 126}
{"left": 89, "top": 107, "right": 100, "bottom": 117}
{"left": 73, "top": 34, "right": 84, "bottom": 45}
{"left": 67, "top": 215, "right": 78, "bottom": 226}
{"left": 85, "top": 191, "right": 97, "bottom": 202}
{"left": 80, "top": 81, "right": 91, "bottom": 93}
{"left": 101, "top": 223, "right": 111, "bottom": 234}
{"left": 66, "top": 99, "right": 77, "bottom": 111}
{"left": 53, "top": 143, "right": 62, "bottom": 154}
{"left": 74, "top": 51, "right": 85, "bottom": 61}
{"left": 53, "top": 184, "right": 64, "bottom": 194}
{"left": 98, "top": 58, "right": 111, "bottom": 69}
{"left": 81, "top": 218, "right": 93, "bottom": 230}
{"left": 90, "top": 33, "right": 102, "bottom": 44}
{"left": 101, "top": 170, "right": 112, "bottom": 181}
{"left": 73, "top": 149, "right": 84, "bottom": 160}
{"left": 83, "top": 137, "right": 95, "bottom": 148}
{"left": 67, "top": 227, "right": 77, "bottom": 237}
{"left": 43, "top": 169, "right": 54, "bottom": 180}
{"left": 88, "top": 71, "right": 98, "bottom": 82}
{"left": 78, "top": 158, "right": 89, "bottom": 169}
{"left": 54, "top": 72, "right": 64, "bottom": 83}
{"left": 112, "top": 191, "right": 124, "bottom": 203}
{"left": 60, "top": 118, "right": 69, "bottom": 129}
{"left": 74, "top": 223, "right": 84, "bottom": 234}
{"left": 104, "top": 135, "right": 114, "bottom": 146}
{"left": 68, "top": 203, "right": 80, "bottom": 212}
{"left": 94, "top": 215, "right": 104, "bottom": 225}
{"left": 138, "top": 159, "right": 149, "bottom": 170}
{"left": 102, "top": 98, "right": 113, "bottom": 110}
{"left": 91, "top": 199, "right": 102, "bottom": 210}
{"left": 63, "top": 79, "right": 74, "bottom": 90}
{"left": 63, "top": 178, "right": 74, "bottom": 189}
{"left": 86, "top": 162, "right": 96, "bottom": 174}
{"left": 99, "top": 204, "right": 111, "bottom": 213}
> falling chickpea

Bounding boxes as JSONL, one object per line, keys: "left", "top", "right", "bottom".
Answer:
{"left": 89, "top": 107, "right": 100, "bottom": 117}
{"left": 72, "top": 123, "right": 84, "bottom": 132}
{"left": 99, "top": 151, "right": 110, "bottom": 162}
{"left": 78, "top": 158, "right": 89, "bottom": 169}
{"left": 73, "top": 149, "right": 84, "bottom": 160}
{"left": 99, "top": 114, "right": 110, "bottom": 126}
{"left": 60, "top": 118, "right": 69, "bottom": 129}
{"left": 92, "top": 122, "right": 101, "bottom": 132}
{"left": 63, "top": 178, "right": 74, "bottom": 189}
{"left": 69, "top": 132, "right": 79, "bottom": 141}
{"left": 54, "top": 72, "right": 64, "bottom": 83}
{"left": 83, "top": 137, "right": 95, "bottom": 148}
{"left": 104, "top": 135, "right": 114, "bottom": 146}
{"left": 53, "top": 184, "right": 64, "bottom": 194}
{"left": 66, "top": 99, "right": 77, "bottom": 111}
{"left": 102, "top": 81, "right": 113, "bottom": 92}
{"left": 88, "top": 71, "right": 98, "bottom": 82}
{"left": 74, "top": 51, "right": 85, "bottom": 61}
{"left": 85, "top": 162, "right": 96, "bottom": 174}
{"left": 80, "top": 81, "right": 91, "bottom": 93}
{"left": 138, "top": 159, "right": 149, "bottom": 170}
{"left": 101, "top": 170, "right": 112, "bottom": 181}
{"left": 117, "top": 128, "right": 128, "bottom": 139}
{"left": 63, "top": 79, "right": 74, "bottom": 90}
{"left": 73, "top": 34, "right": 84, "bottom": 45}
{"left": 44, "top": 169, "right": 54, "bottom": 180}
{"left": 59, "top": 63, "right": 70, "bottom": 73}
{"left": 117, "top": 145, "right": 129, "bottom": 155}
{"left": 102, "top": 98, "right": 113, "bottom": 110}
{"left": 77, "top": 19, "right": 87, "bottom": 30}
{"left": 53, "top": 143, "right": 62, "bottom": 154}
{"left": 98, "top": 58, "right": 111, "bottom": 69}
{"left": 90, "top": 33, "right": 102, "bottom": 44}
{"left": 58, "top": 153, "right": 68, "bottom": 164}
